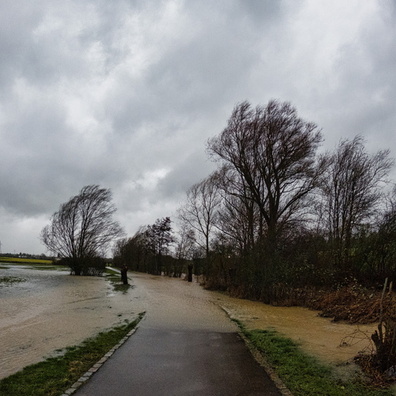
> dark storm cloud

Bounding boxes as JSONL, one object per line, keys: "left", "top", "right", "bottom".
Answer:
{"left": 0, "top": 0, "right": 395, "bottom": 253}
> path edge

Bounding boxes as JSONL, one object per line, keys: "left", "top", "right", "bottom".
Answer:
{"left": 221, "top": 306, "right": 293, "bottom": 396}
{"left": 60, "top": 313, "right": 145, "bottom": 396}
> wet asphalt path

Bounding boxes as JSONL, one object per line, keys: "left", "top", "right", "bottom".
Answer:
{"left": 74, "top": 273, "right": 283, "bottom": 396}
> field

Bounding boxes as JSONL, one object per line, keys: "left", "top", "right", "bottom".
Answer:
{"left": 0, "top": 257, "right": 54, "bottom": 265}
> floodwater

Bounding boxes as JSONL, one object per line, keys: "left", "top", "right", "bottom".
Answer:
{"left": 0, "top": 266, "right": 377, "bottom": 381}
{"left": 0, "top": 264, "right": 144, "bottom": 379}
{"left": 125, "top": 273, "right": 377, "bottom": 378}
{"left": 212, "top": 293, "right": 376, "bottom": 366}
{"left": 129, "top": 272, "right": 238, "bottom": 333}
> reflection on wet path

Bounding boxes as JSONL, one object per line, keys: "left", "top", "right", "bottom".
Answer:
{"left": 129, "top": 272, "right": 237, "bottom": 333}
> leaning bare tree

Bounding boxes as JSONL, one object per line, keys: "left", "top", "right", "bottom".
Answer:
{"left": 41, "top": 185, "right": 124, "bottom": 275}
{"left": 207, "top": 100, "right": 325, "bottom": 251}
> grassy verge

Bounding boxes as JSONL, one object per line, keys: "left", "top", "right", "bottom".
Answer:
{"left": 0, "top": 313, "right": 145, "bottom": 396}
{"left": 105, "top": 267, "right": 132, "bottom": 293}
{"left": 235, "top": 321, "right": 392, "bottom": 396}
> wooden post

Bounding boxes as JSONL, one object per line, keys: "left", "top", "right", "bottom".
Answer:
{"left": 187, "top": 264, "right": 193, "bottom": 282}
{"left": 121, "top": 265, "right": 128, "bottom": 285}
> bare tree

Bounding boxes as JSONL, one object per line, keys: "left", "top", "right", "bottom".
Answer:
{"left": 215, "top": 165, "right": 263, "bottom": 255}
{"left": 178, "top": 172, "right": 222, "bottom": 259}
{"left": 207, "top": 100, "right": 324, "bottom": 249}
{"left": 175, "top": 225, "right": 196, "bottom": 261}
{"left": 319, "top": 136, "right": 393, "bottom": 269}
{"left": 173, "top": 225, "right": 196, "bottom": 279}
{"left": 374, "top": 186, "right": 396, "bottom": 277}
{"left": 41, "top": 185, "right": 124, "bottom": 275}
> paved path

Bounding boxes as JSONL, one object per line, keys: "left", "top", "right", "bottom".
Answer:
{"left": 74, "top": 273, "right": 283, "bottom": 396}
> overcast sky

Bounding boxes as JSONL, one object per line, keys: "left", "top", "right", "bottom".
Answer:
{"left": 1, "top": 0, "right": 395, "bottom": 255}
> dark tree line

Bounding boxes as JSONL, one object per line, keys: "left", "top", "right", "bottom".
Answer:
{"left": 113, "top": 99, "right": 395, "bottom": 302}
{"left": 113, "top": 217, "right": 184, "bottom": 276}
{"left": 176, "top": 100, "right": 394, "bottom": 300}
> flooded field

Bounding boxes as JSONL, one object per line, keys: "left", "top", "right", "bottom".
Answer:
{"left": 1, "top": 266, "right": 377, "bottom": 381}
{"left": 0, "top": 264, "right": 144, "bottom": 379}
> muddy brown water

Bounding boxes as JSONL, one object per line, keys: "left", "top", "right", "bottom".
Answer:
{"left": 213, "top": 294, "right": 376, "bottom": 365}
{"left": 0, "top": 265, "right": 144, "bottom": 379}
{"left": 0, "top": 266, "right": 377, "bottom": 381}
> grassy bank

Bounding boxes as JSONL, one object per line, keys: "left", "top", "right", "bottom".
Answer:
{"left": 237, "top": 322, "right": 392, "bottom": 396}
{"left": 0, "top": 313, "right": 145, "bottom": 396}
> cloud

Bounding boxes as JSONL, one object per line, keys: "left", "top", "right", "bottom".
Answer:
{"left": 0, "top": 0, "right": 395, "bottom": 253}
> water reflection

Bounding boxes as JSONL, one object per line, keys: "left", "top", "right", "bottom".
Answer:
{"left": 0, "top": 264, "right": 68, "bottom": 296}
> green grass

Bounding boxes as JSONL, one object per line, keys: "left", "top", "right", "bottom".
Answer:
{"left": 0, "top": 313, "right": 145, "bottom": 396}
{"left": 0, "top": 257, "right": 54, "bottom": 265}
{"left": 105, "top": 268, "right": 132, "bottom": 293}
{"left": 236, "top": 322, "right": 392, "bottom": 396}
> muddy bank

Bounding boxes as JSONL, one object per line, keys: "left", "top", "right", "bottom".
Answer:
{"left": 0, "top": 265, "right": 143, "bottom": 379}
